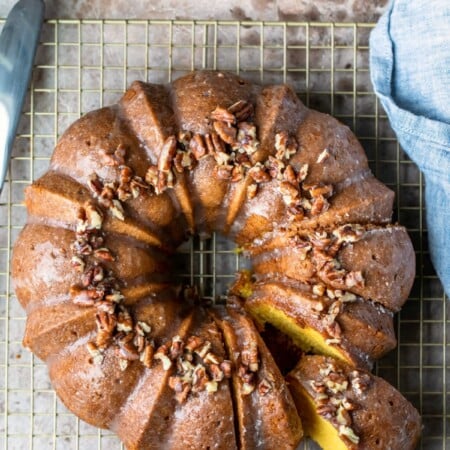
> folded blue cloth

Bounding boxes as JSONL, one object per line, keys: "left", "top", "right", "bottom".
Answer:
{"left": 370, "top": 0, "right": 450, "bottom": 298}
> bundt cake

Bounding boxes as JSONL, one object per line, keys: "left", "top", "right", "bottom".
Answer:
{"left": 287, "top": 355, "right": 422, "bottom": 449}
{"left": 12, "top": 70, "right": 417, "bottom": 449}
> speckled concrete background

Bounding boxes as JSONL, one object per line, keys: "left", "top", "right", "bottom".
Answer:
{"left": 1, "top": 0, "right": 388, "bottom": 22}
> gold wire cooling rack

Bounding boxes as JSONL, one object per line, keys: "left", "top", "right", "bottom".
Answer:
{"left": 0, "top": 19, "right": 448, "bottom": 450}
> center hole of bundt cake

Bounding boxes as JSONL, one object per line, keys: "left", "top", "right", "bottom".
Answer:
{"left": 174, "top": 233, "right": 251, "bottom": 302}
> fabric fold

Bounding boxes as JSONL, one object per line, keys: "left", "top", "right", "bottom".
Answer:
{"left": 370, "top": 0, "right": 450, "bottom": 297}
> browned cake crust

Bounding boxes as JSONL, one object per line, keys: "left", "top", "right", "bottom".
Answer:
{"left": 244, "top": 279, "right": 396, "bottom": 370}
{"left": 287, "top": 355, "right": 422, "bottom": 449}
{"left": 12, "top": 70, "right": 416, "bottom": 449}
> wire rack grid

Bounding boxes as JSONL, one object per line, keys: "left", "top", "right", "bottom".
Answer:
{"left": 0, "top": 19, "right": 448, "bottom": 450}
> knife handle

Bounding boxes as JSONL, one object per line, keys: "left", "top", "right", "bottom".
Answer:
{"left": 0, "top": 0, "right": 45, "bottom": 193}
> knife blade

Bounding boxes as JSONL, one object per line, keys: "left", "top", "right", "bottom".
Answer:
{"left": 0, "top": 0, "right": 44, "bottom": 193}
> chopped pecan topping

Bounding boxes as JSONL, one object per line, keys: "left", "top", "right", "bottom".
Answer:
{"left": 177, "top": 130, "right": 192, "bottom": 149}
{"left": 70, "top": 285, "right": 96, "bottom": 306}
{"left": 189, "top": 133, "right": 208, "bottom": 160}
{"left": 194, "top": 341, "right": 212, "bottom": 359}
{"left": 283, "top": 164, "right": 297, "bottom": 184}
{"left": 350, "top": 371, "right": 371, "bottom": 394}
{"left": 87, "top": 341, "right": 104, "bottom": 365}
{"left": 71, "top": 256, "right": 85, "bottom": 273}
{"left": 307, "top": 183, "right": 334, "bottom": 198}
{"left": 333, "top": 224, "right": 365, "bottom": 243}
{"left": 145, "top": 165, "right": 159, "bottom": 186}
{"left": 240, "top": 381, "right": 254, "bottom": 395}
{"left": 248, "top": 163, "right": 271, "bottom": 183}
{"left": 88, "top": 173, "right": 104, "bottom": 197}
{"left": 297, "top": 163, "right": 309, "bottom": 182}
{"left": 213, "top": 120, "right": 237, "bottom": 145}
{"left": 185, "top": 335, "right": 204, "bottom": 353}
{"left": 344, "top": 271, "right": 364, "bottom": 289}
{"left": 93, "top": 247, "right": 114, "bottom": 262}
{"left": 317, "top": 148, "right": 330, "bottom": 163}
{"left": 247, "top": 182, "right": 258, "bottom": 200}
{"left": 158, "top": 136, "right": 177, "bottom": 172}
{"left": 214, "top": 164, "right": 233, "bottom": 180}
{"left": 317, "top": 402, "right": 337, "bottom": 418}
{"left": 310, "top": 195, "right": 330, "bottom": 216}
{"left": 214, "top": 151, "right": 231, "bottom": 166}
{"left": 231, "top": 165, "right": 245, "bottom": 182}
{"left": 258, "top": 378, "right": 273, "bottom": 396}
{"left": 140, "top": 342, "right": 155, "bottom": 368}
{"left": 339, "top": 425, "right": 359, "bottom": 445}
{"left": 242, "top": 342, "right": 259, "bottom": 372}
{"left": 265, "top": 156, "right": 285, "bottom": 179}
{"left": 174, "top": 151, "right": 194, "bottom": 173}
{"left": 220, "top": 360, "right": 233, "bottom": 378}
{"left": 192, "top": 364, "right": 209, "bottom": 392}
{"left": 275, "top": 131, "right": 298, "bottom": 161}
{"left": 155, "top": 352, "right": 172, "bottom": 371}
{"left": 209, "top": 363, "right": 224, "bottom": 382}
{"left": 312, "top": 283, "right": 326, "bottom": 296}
{"left": 279, "top": 181, "right": 300, "bottom": 206}
{"left": 169, "top": 335, "right": 185, "bottom": 360}
{"left": 228, "top": 100, "right": 254, "bottom": 122}
{"left": 211, "top": 106, "right": 235, "bottom": 125}
{"left": 110, "top": 199, "right": 125, "bottom": 220}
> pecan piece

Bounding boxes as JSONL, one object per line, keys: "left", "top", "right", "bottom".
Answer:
{"left": 279, "top": 181, "right": 300, "bottom": 206}
{"left": 220, "top": 360, "right": 233, "bottom": 378}
{"left": 209, "top": 363, "right": 225, "bottom": 382}
{"left": 231, "top": 165, "right": 245, "bottom": 182}
{"left": 93, "top": 247, "right": 114, "bottom": 262}
{"left": 228, "top": 100, "right": 254, "bottom": 122}
{"left": 140, "top": 342, "right": 155, "bottom": 368}
{"left": 88, "top": 173, "right": 103, "bottom": 196}
{"left": 185, "top": 335, "right": 204, "bottom": 353}
{"left": 247, "top": 182, "right": 258, "bottom": 200}
{"left": 119, "top": 166, "right": 133, "bottom": 183}
{"left": 71, "top": 256, "right": 85, "bottom": 273}
{"left": 158, "top": 136, "right": 177, "bottom": 172}
{"left": 190, "top": 134, "right": 208, "bottom": 160}
{"left": 308, "top": 183, "right": 334, "bottom": 198}
{"left": 145, "top": 165, "right": 158, "bottom": 187}
{"left": 258, "top": 378, "right": 273, "bottom": 396}
{"left": 70, "top": 285, "right": 95, "bottom": 306}
{"left": 205, "top": 131, "right": 226, "bottom": 154}
{"left": 317, "top": 148, "right": 330, "bottom": 163}
{"left": 248, "top": 163, "right": 271, "bottom": 183}
{"left": 87, "top": 342, "right": 104, "bottom": 365}
{"left": 169, "top": 335, "right": 184, "bottom": 360}
{"left": 242, "top": 342, "right": 259, "bottom": 372}
{"left": 213, "top": 120, "right": 237, "bottom": 145}
{"left": 211, "top": 106, "right": 235, "bottom": 125}
{"left": 265, "top": 156, "right": 285, "bottom": 179}
{"left": 214, "top": 164, "right": 233, "bottom": 180}
{"left": 110, "top": 199, "right": 125, "bottom": 221}
{"left": 310, "top": 195, "right": 330, "bottom": 216}
{"left": 283, "top": 164, "right": 297, "bottom": 185}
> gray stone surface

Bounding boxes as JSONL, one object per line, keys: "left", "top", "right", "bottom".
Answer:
{"left": 1, "top": 0, "right": 388, "bottom": 22}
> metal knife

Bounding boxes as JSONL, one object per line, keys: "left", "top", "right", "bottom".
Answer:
{"left": 0, "top": 0, "right": 45, "bottom": 193}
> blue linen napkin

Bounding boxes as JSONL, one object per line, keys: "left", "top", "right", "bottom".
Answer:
{"left": 370, "top": 0, "right": 450, "bottom": 298}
